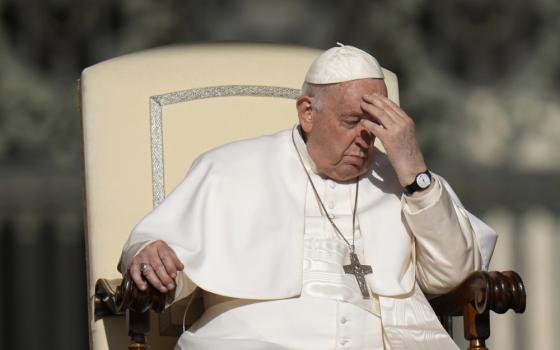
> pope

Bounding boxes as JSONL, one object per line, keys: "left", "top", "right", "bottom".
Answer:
{"left": 119, "top": 44, "right": 497, "bottom": 350}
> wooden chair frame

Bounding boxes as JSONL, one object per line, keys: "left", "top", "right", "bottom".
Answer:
{"left": 81, "top": 43, "right": 526, "bottom": 350}
{"left": 95, "top": 270, "right": 525, "bottom": 350}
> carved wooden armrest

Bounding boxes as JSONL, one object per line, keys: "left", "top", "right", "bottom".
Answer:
{"left": 95, "top": 270, "right": 525, "bottom": 350}
{"left": 95, "top": 271, "right": 173, "bottom": 349}
{"left": 429, "top": 270, "right": 526, "bottom": 350}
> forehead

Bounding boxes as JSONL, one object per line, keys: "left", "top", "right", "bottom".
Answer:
{"left": 330, "top": 78, "right": 387, "bottom": 113}
{"left": 339, "top": 78, "right": 387, "bottom": 99}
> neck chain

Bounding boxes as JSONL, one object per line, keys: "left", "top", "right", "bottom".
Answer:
{"left": 292, "top": 127, "right": 373, "bottom": 299}
{"left": 291, "top": 127, "right": 359, "bottom": 253}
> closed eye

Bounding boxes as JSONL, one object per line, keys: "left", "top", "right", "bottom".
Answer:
{"left": 341, "top": 116, "right": 362, "bottom": 127}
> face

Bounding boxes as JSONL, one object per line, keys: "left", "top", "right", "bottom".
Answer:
{"left": 297, "top": 78, "right": 388, "bottom": 182}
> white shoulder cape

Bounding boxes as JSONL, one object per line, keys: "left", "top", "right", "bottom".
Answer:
{"left": 124, "top": 128, "right": 496, "bottom": 300}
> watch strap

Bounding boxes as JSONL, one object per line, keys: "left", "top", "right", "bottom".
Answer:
{"left": 403, "top": 170, "right": 432, "bottom": 195}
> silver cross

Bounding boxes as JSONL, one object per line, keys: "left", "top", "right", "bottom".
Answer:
{"left": 343, "top": 252, "right": 373, "bottom": 298}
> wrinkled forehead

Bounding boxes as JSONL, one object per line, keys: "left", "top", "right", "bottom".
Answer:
{"left": 332, "top": 78, "right": 387, "bottom": 101}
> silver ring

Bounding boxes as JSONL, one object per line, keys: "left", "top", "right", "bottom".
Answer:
{"left": 139, "top": 263, "right": 151, "bottom": 274}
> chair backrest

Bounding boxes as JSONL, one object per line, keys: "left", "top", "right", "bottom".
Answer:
{"left": 81, "top": 42, "right": 399, "bottom": 350}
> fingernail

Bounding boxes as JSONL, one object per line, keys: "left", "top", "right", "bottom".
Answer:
{"left": 167, "top": 283, "right": 175, "bottom": 290}
{"left": 160, "top": 286, "right": 167, "bottom": 292}
{"left": 171, "top": 272, "right": 176, "bottom": 278}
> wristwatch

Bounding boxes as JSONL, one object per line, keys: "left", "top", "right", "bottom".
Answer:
{"left": 403, "top": 170, "right": 432, "bottom": 195}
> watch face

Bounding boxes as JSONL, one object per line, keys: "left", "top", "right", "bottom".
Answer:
{"left": 417, "top": 173, "right": 431, "bottom": 188}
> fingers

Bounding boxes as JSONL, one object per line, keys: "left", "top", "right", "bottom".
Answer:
{"left": 130, "top": 261, "right": 148, "bottom": 291}
{"left": 129, "top": 241, "right": 184, "bottom": 293}
{"left": 173, "top": 253, "right": 185, "bottom": 271}
{"left": 361, "top": 119, "right": 386, "bottom": 138}
{"left": 141, "top": 263, "right": 169, "bottom": 292}
{"left": 360, "top": 93, "right": 426, "bottom": 187}
{"left": 366, "top": 93, "right": 407, "bottom": 118}
{"left": 362, "top": 94, "right": 409, "bottom": 126}
{"left": 160, "top": 251, "right": 178, "bottom": 279}
{"left": 361, "top": 98, "right": 398, "bottom": 129}
{"left": 150, "top": 257, "right": 175, "bottom": 292}
{"left": 131, "top": 254, "right": 167, "bottom": 292}
{"left": 157, "top": 244, "right": 184, "bottom": 280}
{"left": 359, "top": 96, "right": 389, "bottom": 137}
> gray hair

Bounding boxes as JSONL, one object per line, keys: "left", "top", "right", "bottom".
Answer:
{"left": 301, "top": 81, "right": 332, "bottom": 111}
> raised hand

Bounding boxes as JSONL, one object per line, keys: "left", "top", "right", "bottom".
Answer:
{"left": 360, "top": 93, "right": 430, "bottom": 190}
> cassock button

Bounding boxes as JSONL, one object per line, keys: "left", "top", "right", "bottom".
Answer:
{"left": 340, "top": 317, "right": 348, "bottom": 324}
{"left": 329, "top": 181, "right": 336, "bottom": 189}
{"left": 328, "top": 201, "right": 335, "bottom": 209}
{"left": 339, "top": 338, "right": 349, "bottom": 346}
{"left": 328, "top": 213, "right": 335, "bottom": 219}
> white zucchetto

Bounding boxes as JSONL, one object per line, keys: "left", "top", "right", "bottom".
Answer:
{"left": 305, "top": 43, "right": 384, "bottom": 85}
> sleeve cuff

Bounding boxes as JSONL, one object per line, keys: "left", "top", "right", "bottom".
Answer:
{"left": 401, "top": 176, "right": 442, "bottom": 214}
{"left": 118, "top": 240, "right": 155, "bottom": 273}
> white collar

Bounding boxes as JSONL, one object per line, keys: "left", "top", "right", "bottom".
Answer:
{"left": 292, "top": 125, "right": 320, "bottom": 175}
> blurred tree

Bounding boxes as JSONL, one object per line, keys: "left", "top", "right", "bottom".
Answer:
{"left": 0, "top": 1, "right": 558, "bottom": 349}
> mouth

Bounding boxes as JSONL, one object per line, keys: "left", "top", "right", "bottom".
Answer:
{"left": 344, "top": 152, "right": 366, "bottom": 159}
{"left": 342, "top": 154, "right": 367, "bottom": 167}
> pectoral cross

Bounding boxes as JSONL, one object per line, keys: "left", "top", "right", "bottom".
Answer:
{"left": 343, "top": 252, "right": 373, "bottom": 298}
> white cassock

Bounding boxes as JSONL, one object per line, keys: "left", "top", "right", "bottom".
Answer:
{"left": 120, "top": 127, "right": 497, "bottom": 350}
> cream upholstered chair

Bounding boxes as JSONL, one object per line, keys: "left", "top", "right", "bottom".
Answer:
{"left": 81, "top": 43, "right": 400, "bottom": 350}
{"left": 82, "top": 43, "right": 524, "bottom": 350}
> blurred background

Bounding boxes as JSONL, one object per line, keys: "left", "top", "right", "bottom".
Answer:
{"left": 0, "top": 0, "right": 558, "bottom": 349}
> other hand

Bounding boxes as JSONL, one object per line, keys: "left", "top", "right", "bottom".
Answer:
{"left": 360, "top": 93, "right": 428, "bottom": 187}
{"left": 130, "top": 240, "right": 184, "bottom": 292}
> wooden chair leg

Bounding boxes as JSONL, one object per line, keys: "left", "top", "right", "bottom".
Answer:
{"left": 464, "top": 303, "right": 490, "bottom": 350}
{"left": 127, "top": 309, "right": 150, "bottom": 350}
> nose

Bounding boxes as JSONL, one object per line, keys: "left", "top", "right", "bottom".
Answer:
{"left": 355, "top": 128, "right": 373, "bottom": 149}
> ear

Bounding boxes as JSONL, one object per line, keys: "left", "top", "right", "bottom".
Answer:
{"left": 296, "top": 96, "right": 314, "bottom": 133}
